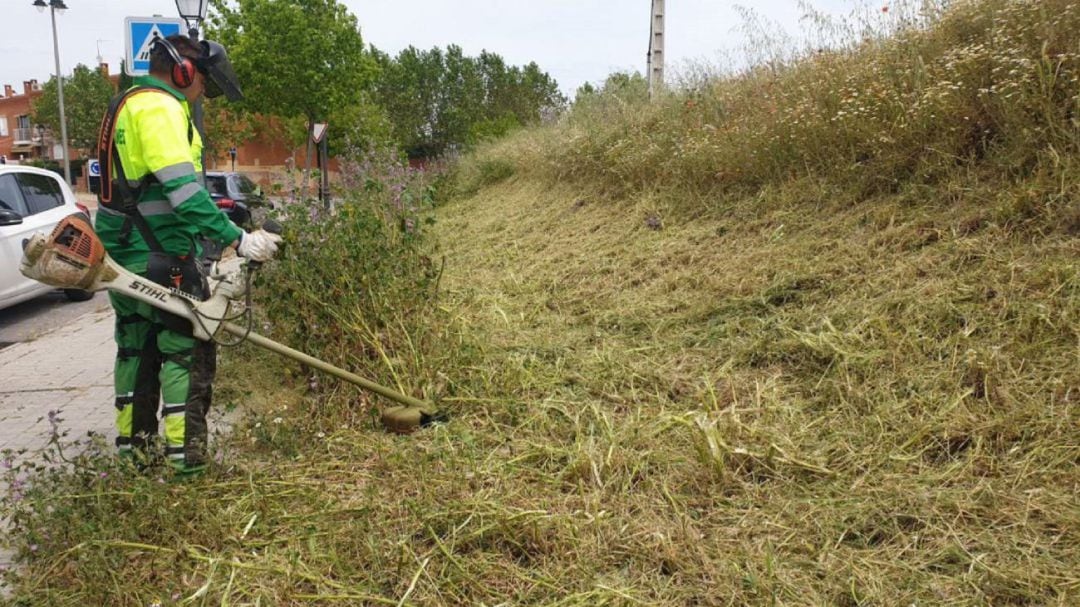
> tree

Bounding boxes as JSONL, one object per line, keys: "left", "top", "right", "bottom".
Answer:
{"left": 372, "top": 46, "right": 444, "bottom": 158}
{"left": 514, "top": 62, "right": 563, "bottom": 123}
{"left": 328, "top": 101, "right": 395, "bottom": 156}
{"left": 117, "top": 60, "right": 134, "bottom": 91}
{"left": 571, "top": 72, "right": 648, "bottom": 114}
{"left": 201, "top": 97, "right": 254, "bottom": 167}
{"left": 434, "top": 45, "right": 484, "bottom": 151}
{"left": 31, "top": 64, "right": 115, "bottom": 152}
{"left": 371, "top": 46, "right": 566, "bottom": 158}
{"left": 573, "top": 82, "right": 598, "bottom": 104}
{"left": 210, "top": 0, "right": 378, "bottom": 184}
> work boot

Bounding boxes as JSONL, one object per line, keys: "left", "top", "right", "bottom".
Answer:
{"left": 169, "top": 460, "right": 207, "bottom": 480}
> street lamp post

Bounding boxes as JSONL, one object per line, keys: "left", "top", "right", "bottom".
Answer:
{"left": 176, "top": 1, "right": 210, "bottom": 179}
{"left": 36, "top": 124, "right": 46, "bottom": 159}
{"left": 34, "top": 0, "right": 71, "bottom": 184}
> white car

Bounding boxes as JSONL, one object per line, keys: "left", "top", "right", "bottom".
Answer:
{"left": 0, "top": 165, "right": 94, "bottom": 311}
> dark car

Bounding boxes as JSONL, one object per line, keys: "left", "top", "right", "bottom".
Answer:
{"left": 205, "top": 171, "right": 267, "bottom": 228}
{"left": 200, "top": 171, "right": 269, "bottom": 267}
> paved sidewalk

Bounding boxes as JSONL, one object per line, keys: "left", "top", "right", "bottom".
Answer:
{"left": 0, "top": 307, "right": 116, "bottom": 455}
{"left": 0, "top": 306, "right": 116, "bottom": 575}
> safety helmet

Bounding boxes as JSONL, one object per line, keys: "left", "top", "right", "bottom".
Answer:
{"left": 195, "top": 40, "right": 243, "bottom": 102}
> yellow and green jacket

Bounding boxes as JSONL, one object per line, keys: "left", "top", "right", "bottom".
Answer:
{"left": 95, "top": 75, "right": 242, "bottom": 271}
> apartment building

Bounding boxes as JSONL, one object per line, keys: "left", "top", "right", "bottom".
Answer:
{"left": 0, "top": 79, "right": 53, "bottom": 164}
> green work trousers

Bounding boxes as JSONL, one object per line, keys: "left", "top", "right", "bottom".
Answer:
{"left": 110, "top": 290, "right": 216, "bottom": 469}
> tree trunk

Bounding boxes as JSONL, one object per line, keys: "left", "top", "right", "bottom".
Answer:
{"left": 302, "top": 116, "right": 315, "bottom": 201}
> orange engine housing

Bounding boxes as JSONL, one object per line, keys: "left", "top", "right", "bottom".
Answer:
{"left": 20, "top": 214, "right": 110, "bottom": 290}
{"left": 49, "top": 214, "right": 106, "bottom": 270}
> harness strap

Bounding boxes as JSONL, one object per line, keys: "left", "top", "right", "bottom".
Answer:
{"left": 97, "top": 87, "right": 156, "bottom": 210}
{"left": 116, "top": 347, "right": 142, "bottom": 359}
{"left": 115, "top": 395, "right": 135, "bottom": 410}
{"left": 97, "top": 85, "right": 197, "bottom": 253}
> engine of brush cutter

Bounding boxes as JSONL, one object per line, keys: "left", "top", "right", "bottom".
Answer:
{"left": 21, "top": 215, "right": 113, "bottom": 290}
{"left": 22, "top": 215, "right": 244, "bottom": 341}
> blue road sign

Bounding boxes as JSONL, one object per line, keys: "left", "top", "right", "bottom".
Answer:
{"left": 124, "top": 17, "right": 186, "bottom": 76}
{"left": 87, "top": 159, "right": 101, "bottom": 178}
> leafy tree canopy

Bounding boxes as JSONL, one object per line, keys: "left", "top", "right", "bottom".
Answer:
{"left": 372, "top": 45, "right": 565, "bottom": 159}
{"left": 202, "top": 96, "right": 255, "bottom": 164}
{"left": 207, "top": 0, "right": 563, "bottom": 160}
{"left": 31, "top": 64, "right": 114, "bottom": 151}
{"left": 209, "top": 0, "right": 378, "bottom": 124}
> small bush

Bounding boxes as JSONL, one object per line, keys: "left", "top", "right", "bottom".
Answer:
{"left": 258, "top": 148, "right": 444, "bottom": 398}
{"left": 446, "top": 156, "right": 517, "bottom": 197}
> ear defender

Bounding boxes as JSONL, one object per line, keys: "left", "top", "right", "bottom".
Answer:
{"left": 154, "top": 37, "right": 197, "bottom": 88}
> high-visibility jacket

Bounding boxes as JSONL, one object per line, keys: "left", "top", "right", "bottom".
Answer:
{"left": 95, "top": 75, "right": 242, "bottom": 270}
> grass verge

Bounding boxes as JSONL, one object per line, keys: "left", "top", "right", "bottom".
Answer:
{"left": 2, "top": 1, "right": 1078, "bottom": 604}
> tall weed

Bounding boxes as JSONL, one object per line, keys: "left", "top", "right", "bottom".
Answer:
{"left": 462, "top": 0, "right": 1080, "bottom": 210}
{"left": 258, "top": 147, "right": 444, "bottom": 403}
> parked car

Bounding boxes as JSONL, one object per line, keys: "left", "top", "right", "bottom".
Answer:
{"left": 205, "top": 171, "right": 268, "bottom": 229}
{"left": 0, "top": 165, "right": 94, "bottom": 311}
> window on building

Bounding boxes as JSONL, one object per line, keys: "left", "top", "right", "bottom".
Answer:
{"left": 0, "top": 174, "right": 29, "bottom": 215}
{"left": 16, "top": 172, "right": 64, "bottom": 215}
{"left": 0, "top": 116, "right": 8, "bottom": 138}
{"left": 14, "top": 115, "right": 32, "bottom": 143}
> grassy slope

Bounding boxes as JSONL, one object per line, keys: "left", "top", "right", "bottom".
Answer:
{"left": 426, "top": 165, "right": 1078, "bottom": 604}
{"left": 3, "top": 1, "right": 1078, "bottom": 605}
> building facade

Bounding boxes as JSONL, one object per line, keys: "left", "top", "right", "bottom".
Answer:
{"left": 0, "top": 79, "right": 51, "bottom": 165}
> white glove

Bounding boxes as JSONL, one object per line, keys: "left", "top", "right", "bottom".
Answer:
{"left": 236, "top": 229, "right": 282, "bottom": 262}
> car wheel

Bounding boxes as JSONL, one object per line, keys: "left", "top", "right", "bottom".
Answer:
{"left": 63, "top": 289, "right": 95, "bottom": 302}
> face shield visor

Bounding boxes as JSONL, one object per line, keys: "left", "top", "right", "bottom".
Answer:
{"left": 197, "top": 40, "right": 243, "bottom": 102}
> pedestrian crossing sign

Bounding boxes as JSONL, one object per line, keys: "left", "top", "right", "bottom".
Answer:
{"left": 124, "top": 17, "right": 186, "bottom": 76}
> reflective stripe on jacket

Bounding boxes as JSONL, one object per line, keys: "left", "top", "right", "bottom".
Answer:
{"left": 95, "top": 75, "right": 242, "bottom": 269}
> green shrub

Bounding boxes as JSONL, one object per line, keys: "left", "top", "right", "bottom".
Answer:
{"left": 445, "top": 156, "right": 517, "bottom": 197}
{"left": 257, "top": 149, "right": 444, "bottom": 401}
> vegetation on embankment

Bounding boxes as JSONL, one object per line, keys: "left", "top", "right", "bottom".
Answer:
{"left": 2, "top": 0, "right": 1077, "bottom": 604}
{"left": 458, "top": 0, "right": 1080, "bottom": 212}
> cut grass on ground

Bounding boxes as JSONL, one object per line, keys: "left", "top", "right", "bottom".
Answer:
{"left": 2, "top": 0, "right": 1078, "bottom": 604}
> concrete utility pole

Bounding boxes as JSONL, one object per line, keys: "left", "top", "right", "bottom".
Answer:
{"left": 648, "top": 0, "right": 665, "bottom": 98}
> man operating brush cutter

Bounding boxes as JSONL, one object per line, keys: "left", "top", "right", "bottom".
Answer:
{"left": 93, "top": 34, "right": 277, "bottom": 475}
{"left": 22, "top": 212, "right": 446, "bottom": 473}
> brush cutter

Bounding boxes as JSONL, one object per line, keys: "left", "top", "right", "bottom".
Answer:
{"left": 19, "top": 214, "right": 442, "bottom": 434}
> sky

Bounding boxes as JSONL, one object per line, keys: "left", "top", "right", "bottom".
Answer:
{"left": 0, "top": 0, "right": 869, "bottom": 98}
